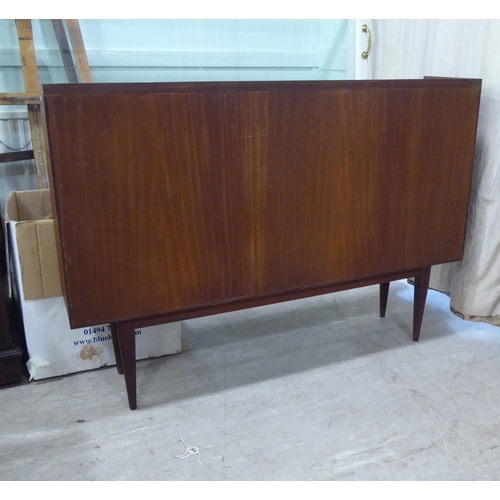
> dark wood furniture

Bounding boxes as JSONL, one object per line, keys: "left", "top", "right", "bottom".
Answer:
{"left": 42, "top": 79, "right": 481, "bottom": 410}
{"left": 0, "top": 221, "right": 23, "bottom": 386}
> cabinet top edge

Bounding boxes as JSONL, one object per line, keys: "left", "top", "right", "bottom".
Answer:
{"left": 42, "top": 78, "right": 482, "bottom": 97}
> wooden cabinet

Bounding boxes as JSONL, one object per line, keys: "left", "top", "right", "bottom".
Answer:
{"left": 42, "top": 79, "right": 481, "bottom": 409}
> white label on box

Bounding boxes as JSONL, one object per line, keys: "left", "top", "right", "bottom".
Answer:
{"left": 21, "top": 296, "right": 182, "bottom": 380}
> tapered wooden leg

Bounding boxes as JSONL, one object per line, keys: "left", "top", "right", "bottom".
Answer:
{"left": 110, "top": 323, "right": 123, "bottom": 375}
{"left": 117, "top": 320, "right": 137, "bottom": 410}
{"left": 413, "top": 266, "right": 431, "bottom": 342}
{"left": 380, "top": 282, "right": 390, "bottom": 318}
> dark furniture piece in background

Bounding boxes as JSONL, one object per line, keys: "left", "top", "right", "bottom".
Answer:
{"left": 43, "top": 79, "right": 481, "bottom": 409}
{"left": 0, "top": 221, "right": 24, "bottom": 387}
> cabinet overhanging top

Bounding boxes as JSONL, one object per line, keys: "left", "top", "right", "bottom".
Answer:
{"left": 42, "top": 78, "right": 482, "bottom": 97}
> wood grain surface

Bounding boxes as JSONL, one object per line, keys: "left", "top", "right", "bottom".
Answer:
{"left": 43, "top": 79, "right": 481, "bottom": 328}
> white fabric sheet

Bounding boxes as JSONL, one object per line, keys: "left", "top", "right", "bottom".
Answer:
{"left": 369, "top": 19, "right": 500, "bottom": 318}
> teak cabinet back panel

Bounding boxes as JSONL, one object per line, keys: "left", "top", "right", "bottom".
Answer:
{"left": 43, "top": 80, "right": 481, "bottom": 328}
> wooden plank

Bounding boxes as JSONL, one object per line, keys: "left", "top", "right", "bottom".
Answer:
{"left": 14, "top": 20, "right": 39, "bottom": 93}
{"left": 27, "top": 104, "right": 49, "bottom": 188}
{"left": 15, "top": 20, "right": 47, "bottom": 188}
{"left": 0, "top": 150, "right": 34, "bottom": 164}
{"left": 51, "top": 19, "right": 79, "bottom": 84}
{"left": 26, "top": 107, "right": 45, "bottom": 188}
{"left": 65, "top": 19, "right": 92, "bottom": 83}
{"left": 0, "top": 92, "right": 40, "bottom": 105}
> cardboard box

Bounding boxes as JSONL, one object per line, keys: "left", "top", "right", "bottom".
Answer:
{"left": 5, "top": 189, "right": 182, "bottom": 380}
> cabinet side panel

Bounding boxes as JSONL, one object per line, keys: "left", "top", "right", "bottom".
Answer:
{"left": 44, "top": 82, "right": 480, "bottom": 327}
{"left": 41, "top": 95, "right": 69, "bottom": 305}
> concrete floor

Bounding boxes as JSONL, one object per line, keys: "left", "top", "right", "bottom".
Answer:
{"left": 1, "top": 280, "right": 500, "bottom": 480}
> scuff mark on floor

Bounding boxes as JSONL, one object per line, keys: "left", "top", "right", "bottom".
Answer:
{"left": 426, "top": 401, "right": 450, "bottom": 460}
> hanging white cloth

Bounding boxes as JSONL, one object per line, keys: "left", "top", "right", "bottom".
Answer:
{"left": 369, "top": 20, "right": 500, "bottom": 321}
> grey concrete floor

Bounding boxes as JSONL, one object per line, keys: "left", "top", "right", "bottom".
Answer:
{"left": 1, "top": 280, "right": 500, "bottom": 480}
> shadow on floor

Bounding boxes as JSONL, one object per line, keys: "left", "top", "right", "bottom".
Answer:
{"left": 132, "top": 280, "right": 469, "bottom": 407}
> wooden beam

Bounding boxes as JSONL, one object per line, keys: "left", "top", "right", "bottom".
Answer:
{"left": 0, "top": 92, "right": 40, "bottom": 105}
{"left": 51, "top": 19, "right": 79, "bottom": 84}
{"left": 65, "top": 19, "right": 92, "bottom": 83}
{"left": 14, "top": 20, "right": 39, "bottom": 93}
{"left": 15, "top": 19, "right": 47, "bottom": 188}
{"left": 27, "top": 104, "right": 49, "bottom": 188}
{"left": 0, "top": 150, "right": 35, "bottom": 164}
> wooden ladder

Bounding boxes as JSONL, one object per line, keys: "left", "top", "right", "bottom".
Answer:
{"left": 0, "top": 19, "right": 92, "bottom": 188}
